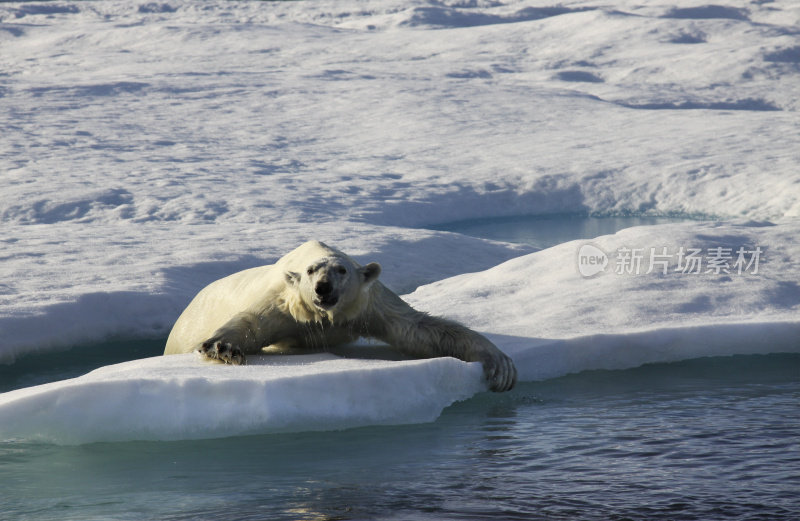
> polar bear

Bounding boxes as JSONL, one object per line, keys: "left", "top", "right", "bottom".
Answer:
{"left": 164, "top": 240, "right": 516, "bottom": 392}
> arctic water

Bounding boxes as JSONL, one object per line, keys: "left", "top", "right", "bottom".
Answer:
{"left": 3, "top": 217, "right": 799, "bottom": 521}
{"left": 429, "top": 214, "right": 693, "bottom": 250}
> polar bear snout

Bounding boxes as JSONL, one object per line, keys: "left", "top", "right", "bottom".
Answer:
{"left": 314, "top": 279, "right": 339, "bottom": 309}
{"left": 315, "top": 280, "right": 333, "bottom": 296}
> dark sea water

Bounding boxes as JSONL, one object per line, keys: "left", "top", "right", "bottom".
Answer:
{"left": 2, "top": 216, "right": 798, "bottom": 521}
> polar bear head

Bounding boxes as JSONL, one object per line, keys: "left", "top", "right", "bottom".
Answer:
{"left": 286, "top": 255, "right": 381, "bottom": 319}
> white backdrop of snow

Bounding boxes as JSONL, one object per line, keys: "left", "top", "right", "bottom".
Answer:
{"left": 0, "top": 0, "right": 798, "bottom": 443}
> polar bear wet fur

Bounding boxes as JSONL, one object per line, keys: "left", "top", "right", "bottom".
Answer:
{"left": 164, "top": 240, "right": 516, "bottom": 392}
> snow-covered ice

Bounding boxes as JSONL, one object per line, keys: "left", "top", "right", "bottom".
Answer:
{"left": 0, "top": 0, "right": 798, "bottom": 443}
{"left": 408, "top": 220, "right": 800, "bottom": 381}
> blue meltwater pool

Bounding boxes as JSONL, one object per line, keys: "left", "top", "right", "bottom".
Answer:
{"left": 2, "top": 215, "right": 798, "bottom": 521}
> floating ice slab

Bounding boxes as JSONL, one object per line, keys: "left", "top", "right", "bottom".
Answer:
{"left": 0, "top": 353, "right": 484, "bottom": 444}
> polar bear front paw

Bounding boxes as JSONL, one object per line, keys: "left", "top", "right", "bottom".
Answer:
{"left": 198, "top": 340, "right": 246, "bottom": 365}
{"left": 483, "top": 351, "right": 517, "bottom": 393}
{"left": 469, "top": 346, "right": 517, "bottom": 392}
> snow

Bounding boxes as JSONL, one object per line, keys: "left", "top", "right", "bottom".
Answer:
{"left": 0, "top": 0, "right": 798, "bottom": 443}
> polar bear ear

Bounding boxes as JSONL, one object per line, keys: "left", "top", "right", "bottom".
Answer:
{"left": 285, "top": 271, "right": 301, "bottom": 286}
{"left": 359, "top": 262, "right": 381, "bottom": 285}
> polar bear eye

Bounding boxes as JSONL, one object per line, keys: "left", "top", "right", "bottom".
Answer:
{"left": 307, "top": 267, "right": 315, "bottom": 275}
{"left": 337, "top": 267, "right": 347, "bottom": 275}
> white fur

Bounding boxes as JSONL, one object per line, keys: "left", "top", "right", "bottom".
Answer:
{"left": 164, "top": 240, "right": 516, "bottom": 391}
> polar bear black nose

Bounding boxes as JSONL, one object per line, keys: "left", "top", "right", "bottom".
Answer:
{"left": 315, "top": 280, "right": 333, "bottom": 296}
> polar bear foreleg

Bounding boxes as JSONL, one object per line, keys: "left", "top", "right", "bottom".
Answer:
{"left": 197, "top": 310, "right": 301, "bottom": 365}
{"left": 368, "top": 290, "right": 517, "bottom": 392}
{"left": 395, "top": 313, "right": 517, "bottom": 392}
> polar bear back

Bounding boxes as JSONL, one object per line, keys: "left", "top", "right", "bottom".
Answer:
{"left": 164, "top": 265, "right": 279, "bottom": 355}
